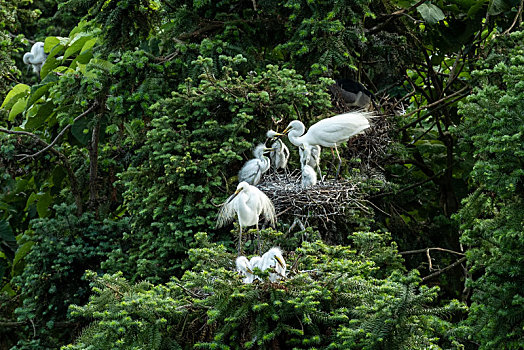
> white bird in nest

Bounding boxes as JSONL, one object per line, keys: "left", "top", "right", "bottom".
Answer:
{"left": 278, "top": 111, "right": 373, "bottom": 178}
{"left": 23, "top": 42, "right": 47, "bottom": 74}
{"left": 266, "top": 130, "right": 290, "bottom": 175}
{"left": 238, "top": 144, "right": 273, "bottom": 185}
{"left": 236, "top": 256, "right": 254, "bottom": 284}
{"left": 260, "top": 247, "right": 286, "bottom": 282}
{"left": 301, "top": 164, "right": 317, "bottom": 189}
{"left": 299, "top": 144, "right": 322, "bottom": 181}
{"left": 217, "top": 182, "right": 276, "bottom": 253}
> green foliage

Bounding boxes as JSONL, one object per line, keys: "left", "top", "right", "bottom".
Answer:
{"left": 455, "top": 30, "right": 524, "bottom": 349}
{"left": 64, "top": 235, "right": 463, "bottom": 349}
{"left": 116, "top": 55, "right": 333, "bottom": 281}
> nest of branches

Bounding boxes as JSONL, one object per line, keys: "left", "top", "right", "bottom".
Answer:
{"left": 258, "top": 170, "right": 373, "bottom": 228}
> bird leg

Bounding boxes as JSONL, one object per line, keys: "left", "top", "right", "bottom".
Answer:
{"left": 256, "top": 222, "right": 261, "bottom": 255}
{"left": 335, "top": 146, "right": 342, "bottom": 179}
{"left": 327, "top": 148, "right": 336, "bottom": 178}
{"left": 238, "top": 226, "right": 243, "bottom": 255}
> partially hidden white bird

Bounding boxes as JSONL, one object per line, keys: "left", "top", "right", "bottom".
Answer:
{"left": 280, "top": 111, "right": 373, "bottom": 178}
{"left": 217, "top": 182, "right": 276, "bottom": 253}
{"left": 266, "top": 130, "right": 290, "bottom": 174}
{"left": 260, "top": 247, "right": 286, "bottom": 282}
{"left": 236, "top": 256, "right": 254, "bottom": 284}
{"left": 23, "top": 42, "right": 47, "bottom": 74}
{"left": 299, "top": 144, "right": 322, "bottom": 181}
{"left": 238, "top": 144, "right": 273, "bottom": 185}
{"left": 301, "top": 164, "right": 317, "bottom": 189}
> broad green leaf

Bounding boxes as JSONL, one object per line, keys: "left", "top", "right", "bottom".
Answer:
{"left": 25, "top": 101, "right": 55, "bottom": 130}
{"left": 63, "top": 35, "right": 92, "bottom": 60}
{"left": 417, "top": 3, "right": 445, "bottom": 24}
{"left": 90, "top": 58, "right": 114, "bottom": 72}
{"left": 0, "top": 220, "right": 15, "bottom": 243}
{"left": 81, "top": 38, "right": 97, "bottom": 54}
{"left": 40, "top": 56, "right": 59, "bottom": 79}
{"left": 488, "top": 0, "right": 512, "bottom": 15}
{"left": 1, "top": 83, "right": 30, "bottom": 109}
{"left": 71, "top": 117, "right": 91, "bottom": 145}
{"left": 26, "top": 82, "right": 55, "bottom": 110}
{"left": 12, "top": 241, "right": 34, "bottom": 274}
{"left": 37, "top": 192, "right": 53, "bottom": 218}
{"left": 9, "top": 98, "right": 27, "bottom": 121}
{"left": 44, "top": 37, "right": 60, "bottom": 52}
{"left": 24, "top": 192, "right": 38, "bottom": 212}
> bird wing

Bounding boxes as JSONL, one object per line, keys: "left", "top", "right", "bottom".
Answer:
{"left": 254, "top": 187, "right": 276, "bottom": 226}
{"left": 238, "top": 159, "right": 261, "bottom": 185}
{"left": 216, "top": 193, "right": 238, "bottom": 228}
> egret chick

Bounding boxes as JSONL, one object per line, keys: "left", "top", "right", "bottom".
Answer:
{"left": 266, "top": 130, "right": 290, "bottom": 174}
{"left": 236, "top": 256, "right": 254, "bottom": 284}
{"left": 281, "top": 112, "right": 372, "bottom": 178}
{"left": 217, "top": 182, "right": 276, "bottom": 253}
{"left": 23, "top": 42, "right": 46, "bottom": 74}
{"left": 301, "top": 164, "right": 317, "bottom": 188}
{"left": 238, "top": 144, "right": 272, "bottom": 185}
{"left": 299, "top": 144, "right": 322, "bottom": 181}
{"left": 249, "top": 255, "right": 263, "bottom": 281}
{"left": 260, "top": 247, "right": 286, "bottom": 282}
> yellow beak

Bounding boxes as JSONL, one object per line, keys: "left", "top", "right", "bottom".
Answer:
{"left": 274, "top": 256, "right": 285, "bottom": 269}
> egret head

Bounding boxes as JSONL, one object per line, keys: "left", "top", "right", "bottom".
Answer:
{"left": 282, "top": 120, "right": 304, "bottom": 135}
{"left": 266, "top": 247, "right": 285, "bottom": 269}
{"left": 253, "top": 144, "right": 274, "bottom": 158}
{"left": 236, "top": 256, "right": 253, "bottom": 274}
{"left": 266, "top": 129, "right": 285, "bottom": 140}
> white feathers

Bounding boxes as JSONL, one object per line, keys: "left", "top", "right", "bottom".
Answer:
{"left": 23, "top": 42, "right": 46, "bottom": 74}
{"left": 283, "top": 111, "right": 372, "bottom": 149}
{"left": 301, "top": 164, "right": 317, "bottom": 188}
{"left": 236, "top": 247, "right": 286, "bottom": 283}
{"left": 238, "top": 144, "right": 271, "bottom": 185}
{"left": 267, "top": 130, "right": 290, "bottom": 172}
{"left": 216, "top": 182, "right": 276, "bottom": 230}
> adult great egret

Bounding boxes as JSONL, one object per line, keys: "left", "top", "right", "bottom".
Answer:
{"left": 260, "top": 247, "right": 286, "bottom": 282}
{"left": 238, "top": 144, "right": 272, "bottom": 185}
{"left": 281, "top": 111, "right": 372, "bottom": 178}
{"left": 266, "top": 130, "right": 290, "bottom": 174}
{"left": 217, "top": 182, "right": 276, "bottom": 253}
{"left": 23, "top": 42, "right": 46, "bottom": 74}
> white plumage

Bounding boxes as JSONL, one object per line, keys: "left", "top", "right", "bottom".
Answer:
{"left": 238, "top": 144, "right": 272, "bottom": 185}
{"left": 23, "top": 42, "right": 47, "bottom": 74}
{"left": 283, "top": 112, "right": 372, "bottom": 177}
{"left": 236, "top": 256, "right": 254, "bottom": 284}
{"left": 301, "top": 164, "right": 317, "bottom": 188}
{"left": 260, "top": 247, "right": 286, "bottom": 282}
{"left": 217, "top": 182, "right": 276, "bottom": 252}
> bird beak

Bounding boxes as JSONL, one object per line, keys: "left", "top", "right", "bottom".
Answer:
{"left": 264, "top": 148, "right": 274, "bottom": 152}
{"left": 225, "top": 188, "right": 242, "bottom": 204}
{"left": 281, "top": 126, "right": 292, "bottom": 135}
{"left": 273, "top": 131, "right": 286, "bottom": 137}
{"left": 274, "top": 256, "right": 285, "bottom": 269}
{"left": 246, "top": 267, "right": 253, "bottom": 274}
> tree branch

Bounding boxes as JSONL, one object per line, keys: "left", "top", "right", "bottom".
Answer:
{"left": 400, "top": 247, "right": 465, "bottom": 256}
{"left": 17, "top": 103, "right": 97, "bottom": 161}
{"left": 422, "top": 257, "right": 467, "bottom": 282}
{"left": 0, "top": 128, "right": 83, "bottom": 214}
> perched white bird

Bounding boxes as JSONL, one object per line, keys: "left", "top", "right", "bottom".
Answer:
{"left": 23, "top": 42, "right": 47, "bottom": 74}
{"left": 301, "top": 164, "right": 317, "bottom": 188}
{"left": 281, "top": 112, "right": 372, "bottom": 177}
{"left": 249, "top": 256, "right": 263, "bottom": 281}
{"left": 260, "top": 247, "right": 286, "bottom": 282}
{"left": 299, "top": 144, "right": 322, "bottom": 181}
{"left": 217, "top": 182, "right": 276, "bottom": 252}
{"left": 236, "top": 256, "right": 254, "bottom": 284}
{"left": 238, "top": 144, "right": 272, "bottom": 185}
{"left": 266, "top": 130, "right": 290, "bottom": 174}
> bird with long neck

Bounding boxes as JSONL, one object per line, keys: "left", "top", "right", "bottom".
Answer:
{"left": 238, "top": 144, "right": 273, "bottom": 185}
{"left": 266, "top": 130, "right": 290, "bottom": 175}
{"left": 217, "top": 182, "right": 276, "bottom": 253}
{"left": 279, "top": 112, "right": 372, "bottom": 178}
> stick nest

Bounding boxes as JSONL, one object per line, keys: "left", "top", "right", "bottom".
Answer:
{"left": 257, "top": 171, "right": 373, "bottom": 222}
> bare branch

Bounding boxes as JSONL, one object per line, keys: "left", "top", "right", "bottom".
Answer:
{"left": 17, "top": 103, "right": 97, "bottom": 161}
{"left": 400, "top": 247, "right": 466, "bottom": 256}
{"left": 422, "top": 257, "right": 467, "bottom": 282}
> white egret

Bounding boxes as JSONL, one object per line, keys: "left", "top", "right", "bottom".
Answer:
{"left": 280, "top": 112, "right": 372, "bottom": 178}
{"left": 266, "top": 130, "right": 290, "bottom": 174}
{"left": 236, "top": 256, "right": 254, "bottom": 284}
{"left": 299, "top": 144, "right": 322, "bottom": 181}
{"left": 249, "top": 255, "right": 263, "bottom": 281}
{"left": 301, "top": 164, "right": 317, "bottom": 188}
{"left": 217, "top": 182, "right": 276, "bottom": 253}
{"left": 238, "top": 144, "right": 272, "bottom": 185}
{"left": 23, "top": 42, "right": 46, "bottom": 74}
{"left": 260, "top": 247, "right": 286, "bottom": 282}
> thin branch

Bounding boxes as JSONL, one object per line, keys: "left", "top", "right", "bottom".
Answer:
{"left": 422, "top": 257, "right": 467, "bottom": 282}
{"left": 0, "top": 127, "right": 84, "bottom": 214}
{"left": 17, "top": 103, "right": 97, "bottom": 161}
{"left": 400, "top": 247, "right": 466, "bottom": 256}
{"left": 502, "top": 0, "right": 524, "bottom": 35}
{"left": 367, "top": 0, "right": 430, "bottom": 34}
